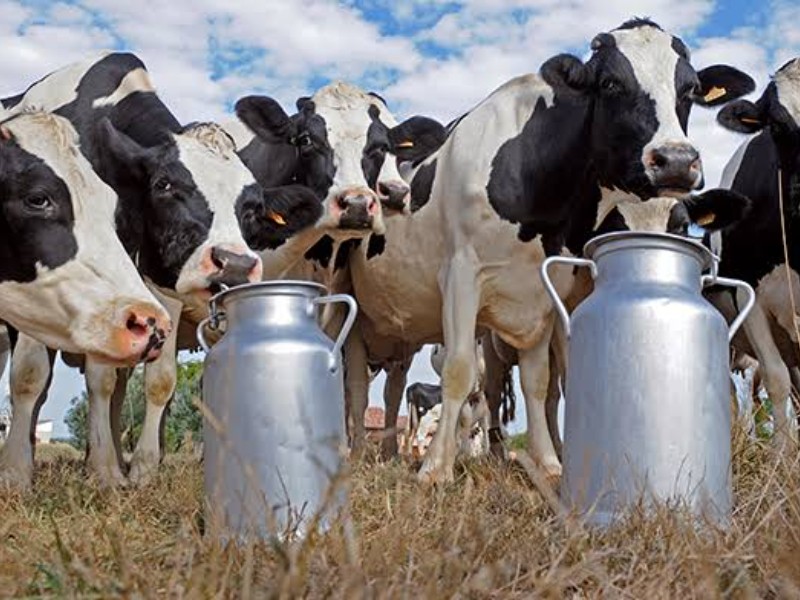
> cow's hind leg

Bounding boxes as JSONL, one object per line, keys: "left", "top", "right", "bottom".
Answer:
{"left": 0, "top": 333, "right": 54, "bottom": 490}
{"left": 344, "top": 319, "right": 370, "bottom": 458}
{"left": 381, "top": 358, "right": 411, "bottom": 459}
{"left": 418, "top": 251, "right": 480, "bottom": 484}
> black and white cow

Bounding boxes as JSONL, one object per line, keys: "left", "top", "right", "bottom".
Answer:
{"left": 342, "top": 18, "right": 754, "bottom": 484}
{"left": 709, "top": 57, "right": 800, "bottom": 448}
{"left": 0, "top": 52, "right": 321, "bottom": 488}
{"left": 0, "top": 111, "right": 169, "bottom": 362}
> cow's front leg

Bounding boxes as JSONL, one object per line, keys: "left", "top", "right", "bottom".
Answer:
{"left": 418, "top": 251, "right": 480, "bottom": 484}
{"left": 344, "top": 319, "right": 370, "bottom": 457}
{"left": 518, "top": 321, "right": 562, "bottom": 482}
{"left": 128, "top": 293, "right": 183, "bottom": 485}
{"left": 381, "top": 358, "right": 411, "bottom": 459}
{"left": 85, "top": 359, "right": 126, "bottom": 487}
{"left": 0, "top": 333, "right": 54, "bottom": 490}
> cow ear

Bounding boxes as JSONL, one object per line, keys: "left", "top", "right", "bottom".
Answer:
{"left": 540, "top": 54, "right": 592, "bottom": 93}
{"left": 716, "top": 99, "right": 764, "bottom": 134}
{"left": 92, "top": 117, "right": 150, "bottom": 185}
{"left": 389, "top": 116, "right": 447, "bottom": 163}
{"left": 694, "top": 65, "right": 755, "bottom": 107}
{"left": 235, "top": 96, "right": 296, "bottom": 144}
{"left": 685, "top": 189, "right": 751, "bottom": 231}
{"left": 240, "top": 184, "right": 322, "bottom": 251}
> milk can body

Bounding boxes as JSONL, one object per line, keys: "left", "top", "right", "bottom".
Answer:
{"left": 197, "top": 281, "right": 357, "bottom": 542}
{"left": 542, "top": 232, "right": 754, "bottom": 527}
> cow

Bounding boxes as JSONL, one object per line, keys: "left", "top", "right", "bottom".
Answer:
{"left": 0, "top": 52, "right": 322, "bottom": 488}
{"left": 707, "top": 56, "right": 800, "bottom": 449}
{"left": 106, "top": 81, "right": 447, "bottom": 484}
{"left": 342, "top": 18, "right": 754, "bottom": 484}
{"left": 0, "top": 111, "right": 169, "bottom": 360}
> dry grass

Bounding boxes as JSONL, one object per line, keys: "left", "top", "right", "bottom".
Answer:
{"left": 1, "top": 429, "right": 800, "bottom": 599}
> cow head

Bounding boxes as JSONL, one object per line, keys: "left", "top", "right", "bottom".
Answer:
{"left": 594, "top": 188, "right": 751, "bottom": 235}
{"left": 94, "top": 119, "right": 264, "bottom": 299}
{"left": 0, "top": 113, "right": 170, "bottom": 363}
{"left": 235, "top": 85, "right": 445, "bottom": 221}
{"left": 717, "top": 57, "right": 800, "bottom": 182}
{"left": 541, "top": 18, "right": 755, "bottom": 199}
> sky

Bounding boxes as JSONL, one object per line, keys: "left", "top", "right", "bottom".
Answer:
{"left": 0, "top": 0, "right": 799, "bottom": 438}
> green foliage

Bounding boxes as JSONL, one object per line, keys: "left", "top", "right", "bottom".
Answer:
{"left": 66, "top": 360, "right": 204, "bottom": 454}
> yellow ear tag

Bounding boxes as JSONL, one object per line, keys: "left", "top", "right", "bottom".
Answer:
{"left": 703, "top": 86, "right": 727, "bottom": 103}
{"left": 267, "top": 210, "right": 286, "bottom": 225}
{"left": 396, "top": 140, "right": 414, "bottom": 148}
{"left": 696, "top": 213, "right": 715, "bottom": 227}
{"left": 740, "top": 117, "right": 761, "bottom": 125}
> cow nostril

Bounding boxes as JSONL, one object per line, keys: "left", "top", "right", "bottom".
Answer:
{"left": 126, "top": 314, "right": 148, "bottom": 338}
{"left": 650, "top": 151, "right": 668, "bottom": 169}
{"left": 210, "top": 247, "right": 226, "bottom": 270}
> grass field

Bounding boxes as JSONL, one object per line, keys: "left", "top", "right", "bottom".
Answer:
{"left": 1, "top": 430, "right": 799, "bottom": 598}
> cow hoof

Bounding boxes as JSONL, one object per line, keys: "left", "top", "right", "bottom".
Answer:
{"left": 128, "top": 452, "right": 159, "bottom": 486}
{"left": 87, "top": 457, "right": 127, "bottom": 489}
{"left": 0, "top": 448, "right": 34, "bottom": 492}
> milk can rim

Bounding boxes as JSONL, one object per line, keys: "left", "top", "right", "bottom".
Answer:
{"left": 208, "top": 280, "right": 330, "bottom": 307}
{"left": 582, "top": 231, "right": 716, "bottom": 270}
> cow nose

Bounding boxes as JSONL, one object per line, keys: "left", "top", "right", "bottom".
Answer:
{"left": 209, "top": 246, "right": 261, "bottom": 287}
{"left": 645, "top": 144, "right": 703, "bottom": 193}
{"left": 378, "top": 180, "right": 410, "bottom": 212}
{"left": 334, "top": 189, "right": 380, "bottom": 229}
{"left": 120, "top": 303, "right": 171, "bottom": 363}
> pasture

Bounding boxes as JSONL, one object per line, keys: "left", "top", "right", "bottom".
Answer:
{"left": 2, "top": 431, "right": 799, "bottom": 598}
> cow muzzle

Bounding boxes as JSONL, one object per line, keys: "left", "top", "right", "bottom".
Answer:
{"left": 378, "top": 180, "right": 411, "bottom": 213}
{"left": 645, "top": 143, "right": 703, "bottom": 196}
{"left": 332, "top": 188, "right": 381, "bottom": 230}
{"left": 207, "top": 246, "right": 263, "bottom": 292}
{"left": 112, "top": 302, "right": 171, "bottom": 364}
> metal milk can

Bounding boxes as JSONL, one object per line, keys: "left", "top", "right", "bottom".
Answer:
{"left": 196, "top": 280, "right": 357, "bottom": 542}
{"left": 541, "top": 231, "right": 755, "bottom": 527}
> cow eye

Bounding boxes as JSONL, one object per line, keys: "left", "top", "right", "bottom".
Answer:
{"left": 601, "top": 79, "right": 622, "bottom": 94}
{"left": 153, "top": 177, "right": 172, "bottom": 192}
{"left": 24, "top": 193, "right": 54, "bottom": 213}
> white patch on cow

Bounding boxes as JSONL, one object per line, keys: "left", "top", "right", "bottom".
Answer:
{"left": 0, "top": 113, "right": 166, "bottom": 360}
{"left": 775, "top": 58, "right": 800, "bottom": 127}
{"left": 612, "top": 26, "right": 690, "bottom": 162}
{"left": 712, "top": 136, "right": 757, "bottom": 260}
{"left": 3, "top": 52, "right": 112, "bottom": 116}
{"left": 171, "top": 123, "right": 262, "bottom": 295}
{"left": 92, "top": 67, "right": 154, "bottom": 108}
{"left": 757, "top": 264, "right": 800, "bottom": 343}
{"left": 616, "top": 197, "right": 679, "bottom": 232}
{"left": 595, "top": 187, "right": 636, "bottom": 229}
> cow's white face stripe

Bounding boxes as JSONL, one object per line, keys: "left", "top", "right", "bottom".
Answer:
{"left": 613, "top": 26, "right": 688, "bottom": 153}
{"left": 775, "top": 58, "right": 800, "bottom": 127}
{"left": 172, "top": 126, "right": 261, "bottom": 295}
{"left": 616, "top": 197, "right": 679, "bottom": 232}
{"left": 92, "top": 67, "right": 154, "bottom": 108}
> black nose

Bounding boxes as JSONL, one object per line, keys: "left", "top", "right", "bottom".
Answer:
{"left": 378, "top": 181, "right": 410, "bottom": 211}
{"left": 645, "top": 144, "right": 702, "bottom": 191}
{"left": 210, "top": 247, "right": 258, "bottom": 287}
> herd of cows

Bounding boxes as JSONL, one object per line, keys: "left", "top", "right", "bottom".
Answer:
{"left": 0, "top": 17, "right": 798, "bottom": 493}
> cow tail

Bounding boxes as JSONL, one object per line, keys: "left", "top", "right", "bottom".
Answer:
{"left": 500, "top": 365, "right": 516, "bottom": 424}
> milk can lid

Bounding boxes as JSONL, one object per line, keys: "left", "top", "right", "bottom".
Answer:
{"left": 582, "top": 231, "right": 718, "bottom": 272}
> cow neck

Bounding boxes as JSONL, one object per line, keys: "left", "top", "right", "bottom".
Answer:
{"left": 108, "top": 92, "right": 181, "bottom": 148}
{"left": 259, "top": 224, "right": 331, "bottom": 279}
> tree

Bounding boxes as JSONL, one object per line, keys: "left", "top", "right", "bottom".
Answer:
{"left": 65, "top": 359, "right": 204, "bottom": 454}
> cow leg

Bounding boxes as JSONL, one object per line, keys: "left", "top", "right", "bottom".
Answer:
{"left": 0, "top": 333, "right": 54, "bottom": 490}
{"left": 0, "top": 326, "right": 10, "bottom": 382}
{"left": 418, "top": 254, "right": 480, "bottom": 484}
{"left": 85, "top": 359, "right": 126, "bottom": 487}
{"left": 344, "top": 320, "right": 370, "bottom": 457}
{"left": 381, "top": 358, "right": 411, "bottom": 459}
{"left": 740, "top": 293, "right": 798, "bottom": 449}
{"left": 518, "top": 323, "right": 561, "bottom": 481}
{"left": 128, "top": 294, "right": 183, "bottom": 485}
{"left": 481, "top": 337, "right": 508, "bottom": 458}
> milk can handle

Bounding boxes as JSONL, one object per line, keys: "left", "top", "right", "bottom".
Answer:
{"left": 196, "top": 314, "right": 225, "bottom": 353}
{"left": 540, "top": 256, "right": 597, "bottom": 337}
{"left": 313, "top": 293, "right": 358, "bottom": 371}
{"left": 701, "top": 275, "right": 756, "bottom": 342}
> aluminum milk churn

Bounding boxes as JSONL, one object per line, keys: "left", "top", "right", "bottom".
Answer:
{"left": 196, "top": 280, "right": 357, "bottom": 542}
{"left": 541, "top": 231, "right": 755, "bottom": 527}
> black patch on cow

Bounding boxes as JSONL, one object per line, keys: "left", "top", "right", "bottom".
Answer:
{"left": 237, "top": 184, "right": 322, "bottom": 251}
{"left": 409, "top": 159, "right": 437, "bottom": 212}
{"left": 304, "top": 234, "right": 335, "bottom": 268}
{"left": 367, "top": 91, "right": 388, "bottom": 107}
{"left": 366, "top": 233, "right": 385, "bottom": 258}
{"left": 615, "top": 17, "right": 663, "bottom": 31}
{"left": 0, "top": 134, "right": 79, "bottom": 283}
{"left": 363, "top": 104, "right": 391, "bottom": 189}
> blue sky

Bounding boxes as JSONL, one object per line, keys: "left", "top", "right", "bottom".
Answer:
{"left": 0, "top": 0, "right": 799, "bottom": 437}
